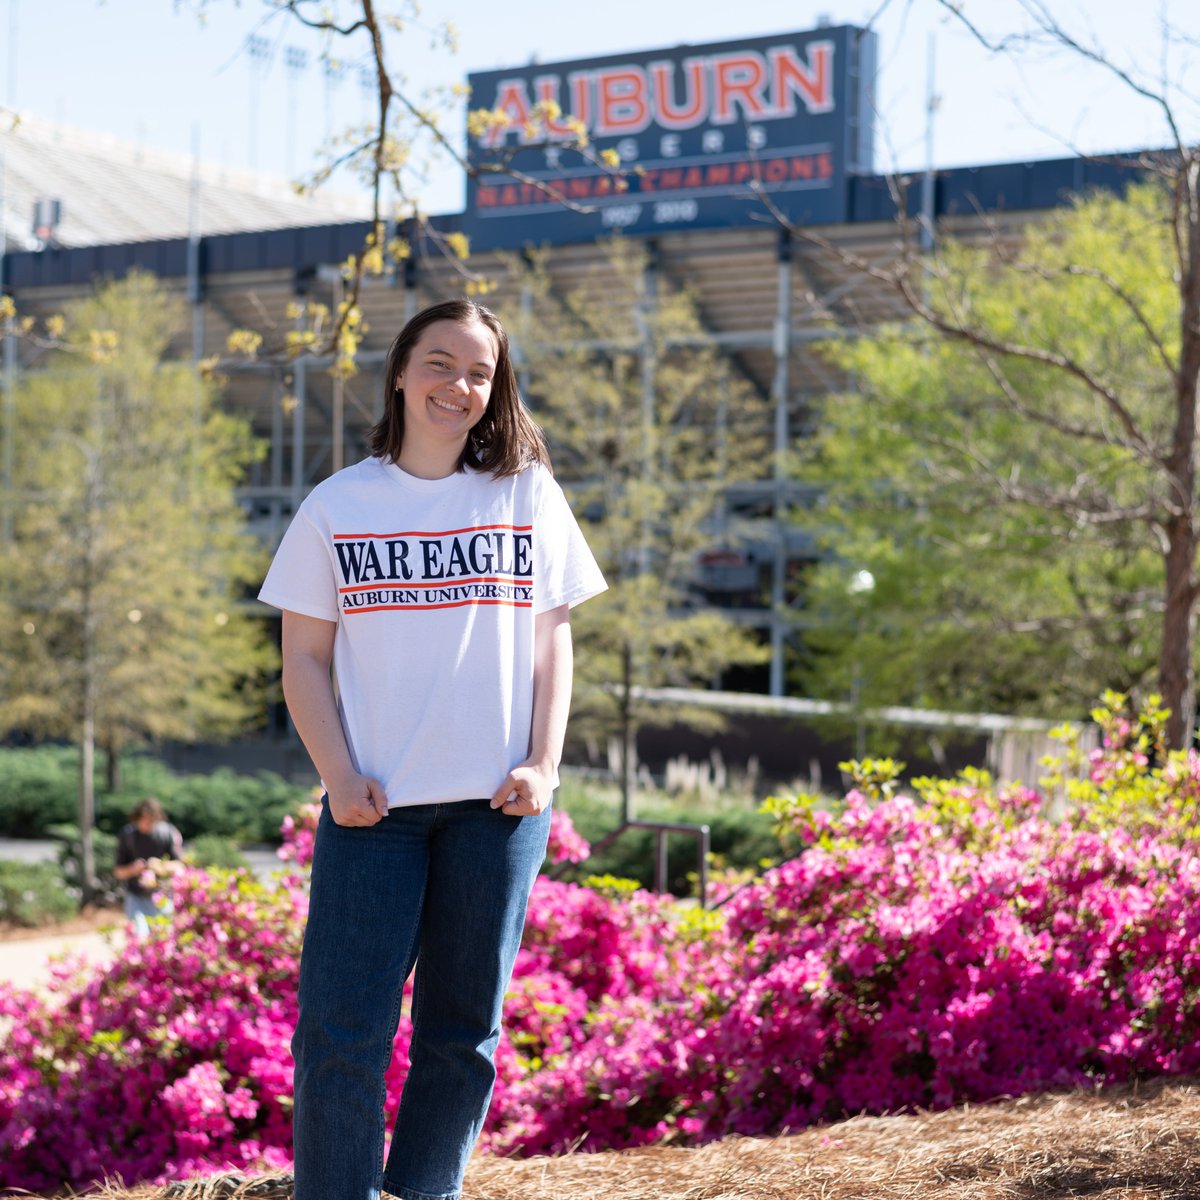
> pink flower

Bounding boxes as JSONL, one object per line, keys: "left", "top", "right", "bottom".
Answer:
{"left": 546, "top": 806, "right": 591, "bottom": 864}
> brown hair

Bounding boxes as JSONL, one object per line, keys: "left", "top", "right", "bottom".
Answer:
{"left": 131, "top": 797, "right": 165, "bottom": 823}
{"left": 366, "top": 298, "right": 550, "bottom": 477}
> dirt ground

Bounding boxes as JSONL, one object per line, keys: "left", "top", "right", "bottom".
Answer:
{"left": 0, "top": 904, "right": 119, "bottom": 943}
{"left": 89, "top": 1074, "right": 1200, "bottom": 1200}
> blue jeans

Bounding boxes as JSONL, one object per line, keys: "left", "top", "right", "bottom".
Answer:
{"left": 123, "top": 892, "right": 172, "bottom": 939}
{"left": 292, "top": 797, "right": 552, "bottom": 1200}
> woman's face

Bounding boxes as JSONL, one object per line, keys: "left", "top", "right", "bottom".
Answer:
{"left": 395, "top": 319, "right": 498, "bottom": 456}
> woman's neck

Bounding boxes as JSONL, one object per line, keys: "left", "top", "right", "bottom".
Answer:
{"left": 395, "top": 440, "right": 464, "bottom": 480}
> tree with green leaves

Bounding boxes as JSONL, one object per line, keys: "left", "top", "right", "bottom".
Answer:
{"left": 794, "top": 182, "right": 1177, "bottom": 726}
{"left": 0, "top": 272, "right": 276, "bottom": 900}
{"left": 764, "top": 1, "right": 1200, "bottom": 750}
{"left": 502, "top": 241, "right": 770, "bottom": 818}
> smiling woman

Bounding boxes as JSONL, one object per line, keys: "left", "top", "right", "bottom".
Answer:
{"left": 256, "top": 297, "right": 607, "bottom": 1200}
{"left": 365, "top": 299, "right": 551, "bottom": 482}
{"left": 393, "top": 320, "right": 498, "bottom": 475}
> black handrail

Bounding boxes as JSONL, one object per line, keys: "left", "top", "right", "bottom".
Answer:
{"left": 570, "top": 818, "right": 711, "bottom": 908}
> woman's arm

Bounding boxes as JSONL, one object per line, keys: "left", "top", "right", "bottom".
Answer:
{"left": 282, "top": 609, "right": 389, "bottom": 826}
{"left": 491, "top": 603, "right": 573, "bottom": 817}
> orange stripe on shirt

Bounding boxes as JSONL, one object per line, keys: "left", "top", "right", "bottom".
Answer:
{"left": 343, "top": 599, "right": 534, "bottom": 614}
{"left": 333, "top": 524, "right": 533, "bottom": 539}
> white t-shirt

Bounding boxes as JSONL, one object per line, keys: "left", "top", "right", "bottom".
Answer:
{"left": 258, "top": 457, "right": 607, "bottom": 808}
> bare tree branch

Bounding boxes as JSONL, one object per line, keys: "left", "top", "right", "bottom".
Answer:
{"left": 889, "top": 419, "right": 1170, "bottom": 527}
{"left": 1012, "top": 261, "right": 1179, "bottom": 379}
{"left": 220, "top": 0, "right": 632, "bottom": 367}
{"left": 934, "top": 0, "right": 1186, "bottom": 156}
{"left": 277, "top": 0, "right": 370, "bottom": 38}
{"left": 918, "top": 259, "right": 1157, "bottom": 460}
{"left": 860, "top": 0, "right": 906, "bottom": 34}
{"left": 765, "top": 189, "right": 1161, "bottom": 462}
{"left": 969, "top": 341, "right": 1159, "bottom": 455}
{"left": 1002, "top": 603, "right": 1160, "bottom": 635}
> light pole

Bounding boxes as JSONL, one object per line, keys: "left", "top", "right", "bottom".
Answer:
{"left": 848, "top": 569, "right": 876, "bottom": 760}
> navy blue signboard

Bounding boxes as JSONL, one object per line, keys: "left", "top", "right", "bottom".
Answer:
{"left": 463, "top": 25, "right": 876, "bottom": 251}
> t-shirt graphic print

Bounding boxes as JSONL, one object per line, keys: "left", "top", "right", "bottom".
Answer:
{"left": 258, "top": 457, "right": 606, "bottom": 809}
{"left": 335, "top": 522, "right": 534, "bottom": 615}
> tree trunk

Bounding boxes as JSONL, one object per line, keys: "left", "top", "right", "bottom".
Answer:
{"left": 1160, "top": 518, "right": 1196, "bottom": 750}
{"left": 1162, "top": 164, "right": 1200, "bottom": 751}
{"left": 620, "top": 640, "right": 636, "bottom": 825}
{"left": 79, "top": 449, "right": 101, "bottom": 906}
{"left": 79, "top": 705, "right": 98, "bottom": 906}
{"left": 104, "top": 739, "right": 121, "bottom": 792}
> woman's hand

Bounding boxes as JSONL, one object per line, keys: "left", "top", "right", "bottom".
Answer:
{"left": 491, "top": 606, "right": 571, "bottom": 819}
{"left": 490, "top": 761, "right": 554, "bottom": 817}
{"left": 327, "top": 772, "right": 390, "bottom": 826}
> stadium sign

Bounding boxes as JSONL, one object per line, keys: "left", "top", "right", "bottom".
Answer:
{"left": 463, "top": 25, "right": 876, "bottom": 250}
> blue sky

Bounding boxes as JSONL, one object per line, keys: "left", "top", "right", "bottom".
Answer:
{"left": 6, "top": 0, "right": 1200, "bottom": 214}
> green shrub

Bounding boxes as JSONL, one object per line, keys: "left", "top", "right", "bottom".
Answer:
{"left": 0, "top": 746, "right": 79, "bottom": 836}
{"left": 0, "top": 860, "right": 78, "bottom": 927}
{"left": 149, "top": 768, "right": 308, "bottom": 843}
{"left": 51, "top": 824, "right": 121, "bottom": 906}
{"left": 0, "top": 746, "right": 310, "bottom": 843}
{"left": 185, "top": 834, "right": 250, "bottom": 871}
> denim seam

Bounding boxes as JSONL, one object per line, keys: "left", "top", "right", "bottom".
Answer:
{"left": 376, "top": 885, "right": 426, "bottom": 1197}
{"left": 381, "top": 888, "right": 429, "bottom": 1195}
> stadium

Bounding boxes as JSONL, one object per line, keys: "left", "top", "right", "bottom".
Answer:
{"left": 0, "top": 21, "right": 1141, "bottom": 774}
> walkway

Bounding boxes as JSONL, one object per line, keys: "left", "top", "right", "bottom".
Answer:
{"left": 0, "top": 926, "right": 121, "bottom": 993}
{"left": 0, "top": 838, "right": 283, "bottom": 993}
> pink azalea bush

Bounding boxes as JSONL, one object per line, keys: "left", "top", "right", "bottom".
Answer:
{"left": 0, "top": 865, "right": 305, "bottom": 1190}
{"left": 3, "top": 692, "right": 1200, "bottom": 1191}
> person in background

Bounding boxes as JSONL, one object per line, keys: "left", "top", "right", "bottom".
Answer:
{"left": 113, "top": 796, "right": 183, "bottom": 937}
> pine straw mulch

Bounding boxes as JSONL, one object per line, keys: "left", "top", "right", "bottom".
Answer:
{"left": 73, "top": 1074, "right": 1200, "bottom": 1200}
